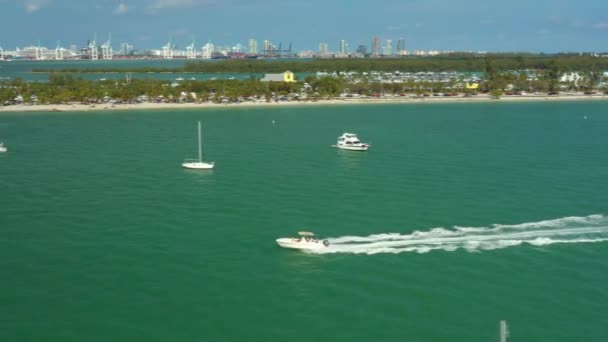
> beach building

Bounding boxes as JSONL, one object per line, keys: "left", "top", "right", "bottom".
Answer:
{"left": 466, "top": 83, "right": 479, "bottom": 90}
{"left": 261, "top": 71, "right": 295, "bottom": 82}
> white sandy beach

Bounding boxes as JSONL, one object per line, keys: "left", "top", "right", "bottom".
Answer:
{"left": 1, "top": 94, "right": 607, "bottom": 113}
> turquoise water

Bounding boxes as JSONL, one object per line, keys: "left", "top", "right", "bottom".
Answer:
{"left": 1, "top": 101, "right": 608, "bottom": 341}
{"left": 0, "top": 59, "right": 309, "bottom": 82}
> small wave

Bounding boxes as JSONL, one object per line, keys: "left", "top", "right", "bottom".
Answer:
{"left": 311, "top": 214, "right": 608, "bottom": 255}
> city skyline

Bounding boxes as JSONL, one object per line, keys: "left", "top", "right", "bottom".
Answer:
{"left": 0, "top": 0, "right": 607, "bottom": 52}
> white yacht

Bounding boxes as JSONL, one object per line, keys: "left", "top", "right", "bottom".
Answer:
{"left": 332, "top": 132, "right": 370, "bottom": 151}
{"left": 182, "top": 121, "right": 214, "bottom": 170}
{"left": 0, "top": 142, "right": 6, "bottom": 153}
{"left": 276, "top": 232, "right": 330, "bottom": 250}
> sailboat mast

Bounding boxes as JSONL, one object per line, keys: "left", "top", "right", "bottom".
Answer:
{"left": 198, "top": 121, "right": 202, "bottom": 162}
{"left": 499, "top": 320, "right": 509, "bottom": 342}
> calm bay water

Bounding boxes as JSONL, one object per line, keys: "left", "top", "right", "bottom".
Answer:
{"left": 0, "top": 59, "right": 308, "bottom": 82}
{"left": 1, "top": 101, "right": 607, "bottom": 341}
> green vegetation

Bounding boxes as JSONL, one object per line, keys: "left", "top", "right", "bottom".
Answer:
{"left": 32, "top": 54, "right": 608, "bottom": 74}
{"left": 5, "top": 54, "right": 608, "bottom": 106}
{"left": 1, "top": 74, "right": 304, "bottom": 105}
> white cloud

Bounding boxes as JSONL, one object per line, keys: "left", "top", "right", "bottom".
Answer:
{"left": 113, "top": 3, "right": 129, "bottom": 14}
{"left": 536, "top": 28, "right": 552, "bottom": 35}
{"left": 570, "top": 18, "right": 586, "bottom": 28}
{"left": 149, "top": 0, "right": 211, "bottom": 9}
{"left": 386, "top": 24, "right": 409, "bottom": 32}
{"left": 592, "top": 22, "right": 608, "bottom": 30}
{"left": 171, "top": 28, "right": 191, "bottom": 37}
{"left": 25, "top": 0, "right": 49, "bottom": 13}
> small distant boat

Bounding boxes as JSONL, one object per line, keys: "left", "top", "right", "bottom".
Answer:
{"left": 176, "top": 77, "right": 185, "bottom": 81}
{"left": 332, "top": 132, "right": 370, "bottom": 151}
{"left": 182, "top": 121, "right": 214, "bottom": 170}
{"left": 276, "top": 231, "right": 330, "bottom": 250}
{"left": 0, "top": 142, "right": 6, "bottom": 153}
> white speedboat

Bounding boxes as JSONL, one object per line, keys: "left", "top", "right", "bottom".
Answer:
{"left": 276, "top": 231, "right": 330, "bottom": 250}
{"left": 0, "top": 142, "right": 6, "bottom": 153}
{"left": 332, "top": 132, "right": 370, "bottom": 151}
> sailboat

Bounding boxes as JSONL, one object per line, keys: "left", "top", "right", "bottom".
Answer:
{"left": 182, "top": 121, "right": 214, "bottom": 170}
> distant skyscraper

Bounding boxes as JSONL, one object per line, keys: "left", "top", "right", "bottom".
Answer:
{"left": 248, "top": 38, "right": 258, "bottom": 55}
{"left": 339, "top": 39, "right": 348, "bottom": 54}
{"left": 397, "top": 38, "right": 405, "bottom": 53}
{"left": 120, "top": 42, "right": 134, "bottom": 55}
{"left": 383, "top": 39, "right": 393, "bottom": 56}
{"left": 372, "top": 36, "right": 380, "bottom": 56}
{"left": 263, "top": 40, "right": 278, "bottom": 55}
{"left": 319, "top": 42, "right": 328, "bottom": 53}
{"left": 356, "top": 45, "right": 367, "bottom": 55}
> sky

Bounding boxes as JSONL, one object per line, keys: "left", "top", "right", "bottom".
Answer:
{"left": 0, "top": 0, "right": 607, "bottom": 53}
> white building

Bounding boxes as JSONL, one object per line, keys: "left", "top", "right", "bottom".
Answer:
{"left": 383, "top": 40, "right": 393, "bottom": 56}
{"left": 248, "top": 39, "right": 258, "bottom": 55}
{"left": 201, "top": 42, "right": 214, "bottom": 59}
{"left": 339, "top": 39, "right": 348, "bottom": 54}
{"left": 319, "top": 42, "right": 328, "bottom": 53}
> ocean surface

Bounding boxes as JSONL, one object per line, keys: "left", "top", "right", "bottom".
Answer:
{"left": 1, "top": 101, "right": 607, "bottom": 341}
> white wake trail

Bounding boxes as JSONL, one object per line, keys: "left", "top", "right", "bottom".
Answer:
{"left": 312, "top": 214, "right": 608, "bottom": 255}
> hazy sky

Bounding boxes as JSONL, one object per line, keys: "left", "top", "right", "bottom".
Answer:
{"left": 0, "top": 0, "right": 607, "bottom": 52}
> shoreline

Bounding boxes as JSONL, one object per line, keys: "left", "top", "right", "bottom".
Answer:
{"left": 1, "top": 94, "right": 607, "bottom": 113}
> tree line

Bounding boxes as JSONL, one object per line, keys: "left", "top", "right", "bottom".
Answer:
{"left": 5, "top": 53, "right": 608, "bottom": 105}
{"left": 31, "top": 53, "right": 608, "bottom": 74}
{"left": 2, "top": 69, "right": 606, "bottom": 106}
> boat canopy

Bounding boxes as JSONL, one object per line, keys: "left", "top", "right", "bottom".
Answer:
{"left": 298, "top": 231, "right": 315, "bottom": 236}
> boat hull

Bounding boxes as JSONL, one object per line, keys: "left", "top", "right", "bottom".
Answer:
{"left": 182, "top": 161, "right": 214, "bottom": 169}
{"left": 276, "top": 238, "right": 329, "bottom": 250}
{"left": 333, "top": 144, "right": 369, "bottom": 151}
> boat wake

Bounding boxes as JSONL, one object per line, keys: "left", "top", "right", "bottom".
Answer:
{"left": 311, "top": 214, "right": 608, "bottom": 255}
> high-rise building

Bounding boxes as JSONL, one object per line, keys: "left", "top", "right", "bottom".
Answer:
{"left": 319, "top": 42, "right": 328, "bottom": 53}
{"left": 383, "top": 39, "right": 393, "bottom": 56}
{"left": 248, "top": 38, "right": 258, "bottom": 55}
{"left": 372, "top": 36, "right": 380, "bottom": 56}
{"left": 120, "top": 42, "right": 134, "bottom": 55}
{"left": 263, "top": 40, "right": 278, "bottom": 55}
{"left": 339, "top": 39, "right": 348, "bottom": 54}
{"left": 397, "top": 38, "right": 405, "bottom": 53}
{"left": 356, "top": 45, "right": 367, "bottom": 55}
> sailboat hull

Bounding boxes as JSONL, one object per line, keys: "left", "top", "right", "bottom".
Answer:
{"left": 182, "top": 161, "right": 214, "bottom": 169}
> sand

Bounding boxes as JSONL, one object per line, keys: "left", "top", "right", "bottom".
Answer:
{"left": 1, "top": 94, "right": 607, "bottom": 113}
